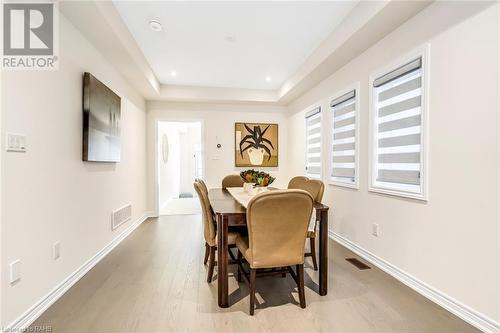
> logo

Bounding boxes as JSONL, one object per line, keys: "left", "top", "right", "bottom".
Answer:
{"left": 2, "top": 2, "right": 59, "bottom": 70}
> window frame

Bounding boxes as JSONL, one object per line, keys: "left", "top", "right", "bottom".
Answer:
{"left": 304, "top": 104, "right": 323, "bottom": 180}
{"left": 368, "top": 46, "right": 430, "bottom": 201}
{"left": 328, "top": 82, "right": 360, "bottom": 189}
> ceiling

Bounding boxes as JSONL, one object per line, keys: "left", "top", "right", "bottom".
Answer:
{"left": 61, "top": 1, "right": 432, "bottom": 104}
{"left": 113, "top": 1, "right": 356, "bottom": 90}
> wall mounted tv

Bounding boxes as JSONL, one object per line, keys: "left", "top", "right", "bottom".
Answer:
{"left": 82, "top": 72, "right": 121, "bottom": 162}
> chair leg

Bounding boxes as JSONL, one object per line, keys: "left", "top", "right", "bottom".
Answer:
{"left": 237, "top": 250, "right": 242, "bottom": 282}
{"left": 296, "top": 264, "right": 306, "bottom": 309}
{"left": 203, "top": 242, "right": 210, "bottom": 265}
{"left": 207, "top": 246, "right": 216, "bottom": 283}
{"left": 249, "top": 268, "right": 257, "bottom": 316}
{"left": 309, "top": 237, "right": 318, "bottom": 271}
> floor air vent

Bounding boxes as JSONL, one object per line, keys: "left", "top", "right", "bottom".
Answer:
{"left": 346, "top": 258, "right": 371, "bottom": 270}
{"left": 112, "top": 204, "right": 132, "bottom": 230}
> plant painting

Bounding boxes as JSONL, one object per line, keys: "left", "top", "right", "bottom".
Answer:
{"left": 235, "top": 122, "right": 278, "bottom": 167}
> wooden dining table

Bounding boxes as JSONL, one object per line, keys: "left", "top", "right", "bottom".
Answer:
{"left": 208, "top": 188, "right": 330, "bottom": 308}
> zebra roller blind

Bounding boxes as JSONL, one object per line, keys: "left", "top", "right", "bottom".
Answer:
{"left": 373, "top": 57, "right": 423, "bottom": 193}
{"left": 331, "top": 90, "right": 357, "bottom": 185}
{"left": 305, "top": 107, "right": 321, "bottom": 179}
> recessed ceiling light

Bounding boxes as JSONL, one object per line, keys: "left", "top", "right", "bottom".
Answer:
{"left": 149, "top": 20, "right": 162, "bottom": 32}
{"left": 265, "top": 76, "right": 271, "bottom": 82}
{"left": 171, "top": 71, "right": 177, "bottom": 77}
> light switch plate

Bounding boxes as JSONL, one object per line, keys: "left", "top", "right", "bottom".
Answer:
{"left": 52, "top": 242, "right": 61, "bottom": 260}
{"left": 9, "top": 260, "right": 21, "bottom": 284}
{"left": 6, "top": 133, "right": 27, "bottom": 152}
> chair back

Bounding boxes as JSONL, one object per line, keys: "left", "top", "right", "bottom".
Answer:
{"left": 195, "top": 178, "right": 208, "bottom": 194}
{"left": 288, "top": 176, "right": 324, "bottom": 202}
{"left": 246, "top": 190, "right": 313, "bottom": 268}
{"left": 193, "top": 181, "right": 216, "bottom": 246}
{"left": 222, "top": 174, "right": 244, "bottom": 189}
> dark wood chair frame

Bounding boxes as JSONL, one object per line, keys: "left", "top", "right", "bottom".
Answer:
{"left": 204, "top": 243, "right": 237, "bottom": 283}
{"left": 201, "top": 209, "right": 239, "bottom": 283}
{"left": 236, "top": 250, "right": 306, "bottom": 315}
{"left": 306, "top": 234, "right": 318, "bottom": 270}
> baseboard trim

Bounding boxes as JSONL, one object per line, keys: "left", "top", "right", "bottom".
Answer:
{"left": 5, "top": 212, "right": 152, "bottom": 331}
{"left": 329, "top": 230, "right": 499, "bottom": 333}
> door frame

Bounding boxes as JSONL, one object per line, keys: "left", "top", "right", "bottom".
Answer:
{"left": 154, "top": 119, "right": 205, "bottom": 217}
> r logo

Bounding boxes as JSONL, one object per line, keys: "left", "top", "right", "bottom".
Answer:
{"left": 3, "top": 3, "right": 54, "bottom": 56}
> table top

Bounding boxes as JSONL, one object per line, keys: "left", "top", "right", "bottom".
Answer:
{"left": 226, "top": 187, "right": 272, "bottom": 208}
{"left": 208, "top": 188, "right": 329, "bottom": 218}
{"left": 209, "top": 188, "right": 247, "bottom": 216}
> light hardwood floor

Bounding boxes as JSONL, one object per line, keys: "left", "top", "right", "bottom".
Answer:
{"left": 31, "top": 215, "right": 478, "bottom": 332}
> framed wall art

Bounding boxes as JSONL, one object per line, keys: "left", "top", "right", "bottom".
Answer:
{"left": 235, "top": 122, "right": 278, "bottom": 167}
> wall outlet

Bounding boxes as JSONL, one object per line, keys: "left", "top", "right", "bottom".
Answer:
{"left": 52, "top": 242, "right": 61, "bottom": 260}
{"left": 372, "top": 223, "right": 379, "bottom": 237}
{"left": 9, "top": 260, "right": 21, "bottom": 284}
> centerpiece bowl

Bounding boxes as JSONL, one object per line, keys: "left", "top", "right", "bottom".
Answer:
{"left": 240, "top": 169, "right": 275, "bottom": 189}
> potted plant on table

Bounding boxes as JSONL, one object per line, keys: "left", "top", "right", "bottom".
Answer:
{"left": 240, "top": 169, "right": 275, "bottom": 192}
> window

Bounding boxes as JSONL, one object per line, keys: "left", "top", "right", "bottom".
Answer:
{"left": 331, "top": 88, "right": 358, "bottom": 188}
{"left": 305, "top": 107, "right": 321, "bottom": 179}
{"left": 370, "top": 54, "right": 427, "bottom": 199}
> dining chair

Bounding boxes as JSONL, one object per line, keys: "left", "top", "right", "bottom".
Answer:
{"left": 195, "top": 178, "right": 208, "bottom": 194}
{"left": 221, "top": 174, "right": 244, "bottom": 189}
{"left": 287, "top": 176, "right": 325, "bottom": 271}
{"left": 235, "top": 190, "right": 313, "bottom": 315}
{"left": 193, "top": 181, "right": 239, "bottom": 282}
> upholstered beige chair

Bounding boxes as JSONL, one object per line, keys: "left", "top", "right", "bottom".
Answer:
{"left": 221, "top": 174, "right": 244, "bottom": 189}
{"left": 288, "top": 176, "right": 325, "bottom": 271}
{"left": 194, "top": 181, "right": 238, "bottom": 282}
{"left": 235, "top": 190, "right": 313, "bottom": 315}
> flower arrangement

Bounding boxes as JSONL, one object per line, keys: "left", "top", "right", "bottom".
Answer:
{"left": 240, "top": 169, "right": 275, "bottom": 187}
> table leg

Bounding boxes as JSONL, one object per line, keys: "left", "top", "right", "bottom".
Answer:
{"left": 319, "top": 209, "right": 328, "bottom": 296}
{"left": 217, "top": 214, "right": 229, "bottom": 307}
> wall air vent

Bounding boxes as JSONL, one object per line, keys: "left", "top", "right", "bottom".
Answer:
{"left": 346, "top": 258, "right": 371, "bottom": 270}
{"left": 111, "top": 204, "right": 132, "bottom": 230}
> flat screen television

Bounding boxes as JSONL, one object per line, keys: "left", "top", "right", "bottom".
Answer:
{"left": 82, "top": 72, "right": 121, "bottom": 162}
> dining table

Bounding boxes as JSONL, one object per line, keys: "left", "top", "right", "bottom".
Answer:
{"left": 208, "top": 187, "right": 330, "bottom": 308}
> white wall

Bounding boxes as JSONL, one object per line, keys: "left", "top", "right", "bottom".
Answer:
{"left": 0, "top": 52, "right": 3, "bottom": 327}
{"left": 287, "top": 2, "right": 499, "bottom": 323}
{"left": 1, "top": 14, "right": 148, "bottom": 326}
{"left": 147, "top": 102, "right": 288, "bottom": 213}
